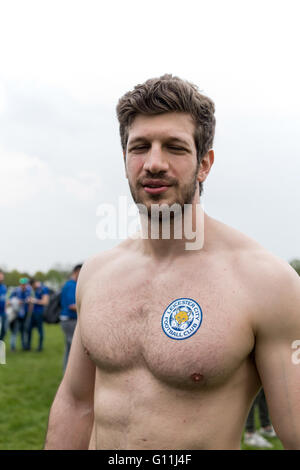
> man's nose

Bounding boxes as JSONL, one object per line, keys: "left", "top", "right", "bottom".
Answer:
{"left": 143, "top": 146, "right": 169, "bottom": 174}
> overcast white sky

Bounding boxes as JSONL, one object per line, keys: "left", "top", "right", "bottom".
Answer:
{"left": 0, "top": 0, "right": 299, "bottom": 273}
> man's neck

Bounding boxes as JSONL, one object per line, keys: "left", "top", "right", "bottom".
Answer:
{"left": 138, "top": 200, "right": 206, "bottom": 260}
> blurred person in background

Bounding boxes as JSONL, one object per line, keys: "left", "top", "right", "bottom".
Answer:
{"left": 244, "top": 388, "right": 276, "bottom": 448}
{"left": 0, "top": 270, "right": 7, "bottom": 341}
{"left": 27, "top": 279, "right": 50, "bottom": 351}
{"left": 6, "top": 295, "right": 19, "bottom": 344}
{"left": 9, "top": 278, "right": 32, "bottom": 351}
{"left": 60, "top": 264, "right": 82, "bottom": 371}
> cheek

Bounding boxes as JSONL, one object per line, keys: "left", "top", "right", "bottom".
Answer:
{"left": 173, "top": 162, "right": 198, "bottom": 184}
{"left": 127, "top": 157, "right": 145, "bottom": 177}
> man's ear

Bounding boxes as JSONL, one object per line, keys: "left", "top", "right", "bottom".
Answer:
{"left": 197, "top": 149, "right": 214, "bottom": 184}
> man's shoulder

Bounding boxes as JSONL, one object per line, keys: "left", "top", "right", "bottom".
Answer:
{"left": 42, "top": 285, "right": 50, "bottom": 294}
{"left": 62, "top": 279, "right": 74, "bottom": 289}
{"left": 244, "top": 247, "right": 300, "bottom": 338}
{"left": 237, "top": 245, "right": 299, "bottom": 301}
{"left": 76, "top": 239, "right": 138, "bottom": 296}
{"left": 207, "top": 216, "right": 268, "bottom": 254}
{"left": 209, "top": 216, "right": 299, "bottom": 299}
{"left": 215, "top": 219, "right": 300, "bottom": 329}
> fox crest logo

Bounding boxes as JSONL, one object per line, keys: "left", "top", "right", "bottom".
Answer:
{"left": 161, "top": 298, "right": 203, "bottom": 340}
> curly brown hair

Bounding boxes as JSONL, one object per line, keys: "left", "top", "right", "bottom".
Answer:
{"left": 116, "top": 74, "right": 216, "bottom": 195}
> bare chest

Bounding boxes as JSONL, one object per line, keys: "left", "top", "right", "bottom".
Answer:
{"left": 80, "top": 265, "right": 254, "bottom": 388}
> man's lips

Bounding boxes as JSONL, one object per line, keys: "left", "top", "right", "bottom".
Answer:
{"left": 141, "top": 180, "right": 172, "bottom": 195}
{"left": 143, "top": 185, "right": 170, "bottom": 195}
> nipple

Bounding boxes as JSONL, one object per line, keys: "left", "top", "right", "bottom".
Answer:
{"left": 190, "top": 372, "right": 204, "bottom": 383}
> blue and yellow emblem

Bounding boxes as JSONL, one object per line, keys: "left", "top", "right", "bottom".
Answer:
{"left": 161, "top": 298, "right": 202, "bottom": 340}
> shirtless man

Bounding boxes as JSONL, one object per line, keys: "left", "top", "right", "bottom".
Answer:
{"left": 45, "top": 74, "right": 300, "bottom": 450}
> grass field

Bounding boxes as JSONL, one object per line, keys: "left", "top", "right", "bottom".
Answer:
{"left": 0, "top": 324, "right": 64, "bottom": 450}
{"left": 0, "top": 324, "right": 283, "bottom": 450}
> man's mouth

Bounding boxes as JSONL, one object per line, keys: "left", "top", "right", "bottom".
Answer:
{"left": 142, "top": 180, "right": 172, "bottom": 195}
{"left": 143, "top": 185, "right": 170, "bottom": 194}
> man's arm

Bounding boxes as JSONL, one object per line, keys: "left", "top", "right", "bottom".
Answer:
{"left": 254, "top": 263, "right": 300, "bottom": 449}
{"left": 44, "top": 311, "right": 95, "bottom": 449}
{"left": 68, "top": 304, "right": 77, "bottom": 311}
{"left": 29, "top": 294, "right": 49, "bottom": 306}
{"left": 45, "top": 249, "right": 122, "bottom": 449}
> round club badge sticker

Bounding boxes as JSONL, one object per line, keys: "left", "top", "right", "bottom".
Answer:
{"left": 161, "top": 298, "right": 203, "bottom": 340}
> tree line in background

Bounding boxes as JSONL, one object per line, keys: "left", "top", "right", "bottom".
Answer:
{"left": 0, "top": 263, "right": 72, "bottom": 289}
{"left": 0, "top": 259, "right": 299, "bottom": 288}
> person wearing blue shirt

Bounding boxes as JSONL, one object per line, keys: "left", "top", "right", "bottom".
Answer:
{"left": 60, "top": 264, "right": 82, "bottom": 371}
{"left": 0, "top": 270, "right": 7, "bottom": 341}
{"left": 27, "top": 279, "right": 49, "bottom": 351}
{"left": 9, "top": 278, "right": 32, "bottom": 351}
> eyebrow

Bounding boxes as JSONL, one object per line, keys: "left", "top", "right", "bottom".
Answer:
{"left": 128, "top": 136, "right": 191, "bottom": 147}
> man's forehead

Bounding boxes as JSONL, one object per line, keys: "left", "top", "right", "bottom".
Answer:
{"left": 127, "top": 112, "right": 195, "bottom": 144}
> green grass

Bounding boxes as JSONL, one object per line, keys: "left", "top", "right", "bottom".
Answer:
{"left": 0, "top": 324, "right": 283, "bottom": 450}
{"left": 0, "top": 324, "right": 64, "bottom": 450}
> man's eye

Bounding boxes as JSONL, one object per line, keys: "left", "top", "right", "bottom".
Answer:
{"left": 168, "top": 146, "right": 186, "bottom": 152}
{"left": 131, "top": 146, "right": 148, "bottom": 151}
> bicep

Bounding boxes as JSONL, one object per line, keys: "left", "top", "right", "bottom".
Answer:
{"left": 254, "top": 276, "right": 300, "bottom": 447}
{"left": 61, "top": 320, "right": 95, "bottom": 405}
{"left": 255, "top": 335, "right": 300, "bottom": 438}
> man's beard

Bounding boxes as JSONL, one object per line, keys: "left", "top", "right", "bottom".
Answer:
{"left": 128, "top": 168, "right": 199, "bottom": 219}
